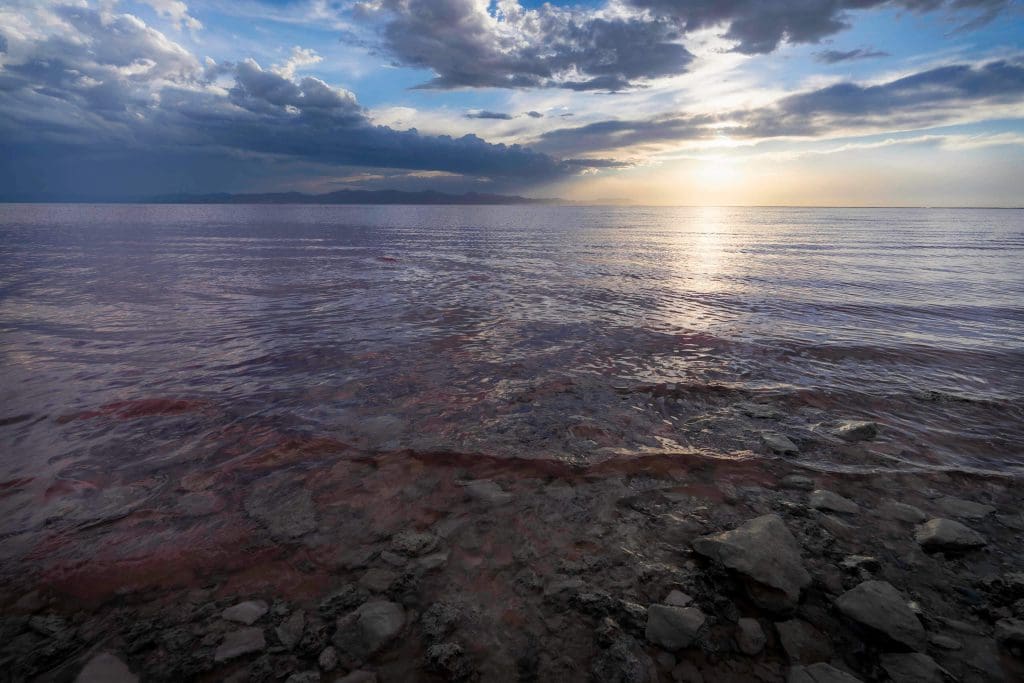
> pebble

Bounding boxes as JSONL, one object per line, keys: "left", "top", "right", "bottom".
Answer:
{"left": 214, "top": 627, "right": 266, "bottom": 662}
{"left": 810, "top": 490, "right": 859, "bottom": 514}
{"left": 835, "top": 580, "right": 926, "bottom": 651}
{"left": 915, "top": 518, "right": 986, "bottom": 552}
{"left": 222, "top": 600, "right": 269, "bottom": 625}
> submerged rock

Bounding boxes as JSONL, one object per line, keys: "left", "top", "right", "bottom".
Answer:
{"left": 835, "top": 581, "right": 926, "bottom": 651}
{"left": 214, "top": 627, "right": 266, "bottom": 662}
{"left": 915, "top": 518, "right": 986, "bottom": 552}
{"left": 935, "top": 496, "right": 995, "bottom": 521}
{"left": 787, "top": 663, "right": 863, "bottom": 683}
{"left": 693, "top": 514, "right": 811, "bottom": 612}
{"left": 644, "top": 605, "right": 706, "bottom": 650}
{"left": 222, "top": 600, "right": 269, "bottom": 625}
{"left": 334, "top": 600, "right": 405, "bottom": 660}
{"left": 781, "top": 475, "right": 816, "bottom": 492}
{"left": 832, "top": 420, "right": 878, "bottom": 442}
{"left": 736, "top": 618, "right": 766, "bottom": 656}
{"left": 878, "top": 501, "right": 927, "bottom": 524}
{"left": 810, "top": 490, "right": 860, "bottom": 515}
{"left": 462, "top": 479, "right": 513, "bottom": 505}
{"left": 762, "top": 432, "right": 799, "bottom": 454}
{"left": 243, "top": 478, "right": 317, "bottom": 539}
{"left": 76, "top": 652, "right": 138, "bottom": 683}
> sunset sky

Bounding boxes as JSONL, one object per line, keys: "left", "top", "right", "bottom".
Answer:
{"left": 1, "top": 0, "right": 1023, "bottom": 205}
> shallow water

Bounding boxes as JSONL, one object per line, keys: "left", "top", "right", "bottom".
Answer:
{"left": 1, "top": 204, "right": 1022, "bottom": 488}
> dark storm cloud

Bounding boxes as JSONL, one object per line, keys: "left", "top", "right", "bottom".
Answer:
{"left": 537, "top": 58, "right": 1024, "bottom": 155}
{"left": 0, "top": 4, "right": 612, "bottom": 199}
{"left": 815, "top": 48, "right": 891, "bottom": 63}
{"left": 526, "top": 111, "right": 544, "bottom": 118}
{"left": 367, "top": 0, "right": 693, "bottom": 91}
{"left": 466, "top": 110, "right": 514, "bottom": 119}
{"left": 625, "top": 0, "right": 1012, "bottom": 54}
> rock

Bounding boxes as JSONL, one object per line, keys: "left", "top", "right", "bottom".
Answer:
{"left": 928, "top": 634, "right": 961, "bottom": 650}
{"left": 832, "top": 420, "right": 878, "bottom": 442}
{"left": 736, "top": 618, "right": 766, "bottom": 655}
{"left": 781, "top": 475, "right": 816, "bottom": 492}
{"left": 390, "top": 530, "right": 439, "bottom": 556}
{"left": 692, "top": 514, "right": 811, "bottom": 612}
{"left": 215, "top": 627, "right": 267, "bottom": 662}
{"left": 915, "top": 518, "right": 986, "bottom": 552}
{"left": 222, "top": 600, "right": 269, "bottom": 625}
{"left": 810, "top": 490, "right": 859, "bottom": 514}
{"left": 664, "top": 590, "right": 694, "bottom": 607}
{"left": 879, "top": 653, "right": 946, "bottom": 682}
{"left": 787, "top": 663, "right": 863, "bottom": 683}
{"left": 243, "top": 478, "right": 317, "bottom": 539}
{"left": 671, "top": 660, "right": 704, "bottom": 683}
{"left": 839, "top": 555, "right": 881, "bottom": 574}
{"left": 644, "top": 605, "right": 706, "bottom": 650}
{"left": 28, "top": 614, "right": 67, "bottom": 637}
{"left": 996, "top": 617, "right": 1024, "bottom": 654}
{"left": 319, "top": 585, "right": 369, "bottom": 618}
{"left": 878, "top": 501, "right": 927, "bottom": 524}
{"left": 76, "top": 652, "right": 138, "bottom": 683}
{"left": 275, "top": 609, "right": 305, "bottom": 649}
{"left": 591, "top": 628, "right": 656, "bottom": 683}
{"left": 462, "top": 479, "right": 512, "bottom": 505}
{"left": 777, "top": 619, "right": 832, "bottom": 664}
{"left": 739, "top": 403, "right": 781, "bottom": 419}
{"left": 378, "top": 550, "right": 407, "bottom": 567}
{"left": 334, "top": 600, "right": 405, "bottom": 659}
{"left": 835, "top": 581, "right": 926, "bottom": 651}
{"left": 359, "top": 568, "right": 397, "bottom": 593}
{"left": 935, "top": 496, "right": 995, "bottom": 521}
{"left": 418, "top": 551, "right": 450, "bottom": 570}
{"left": 762, "top": 432, "right": 799, "bottom": 454}
{"left": 336, "top": 672, "right": 378, "bottom": 683}
{"left": 422, "top": 602, "right": 461, "bottom": 643}
{"left": 318, "top": 645, "right": 338, "bottom": 671}
{"left": 425, "top": 642, "right": 476, "bottom": 681}
{"left": 284, "top": 673, "right": 320, "bottom": 683}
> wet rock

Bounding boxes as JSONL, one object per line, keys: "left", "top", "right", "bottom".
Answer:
{"left": 359, "top": 568, "right": 397, "bottom": 593}
{"left": 425, "top": 642, "right": 476, "bottom": 681}
{"left": 28, "top": 614, "right": 67, "bottom": 637}
{"left": 334, "top": 600, "right": 405, "bottom": 660}
{"left": 928, "top": 634, "right": 961, "bottom": 650}
{"left": 839, "top": 555, "right": 881, "bottom": 575}
{"left": 244, "top": 478, "right": 317, "bottom": 539}
{"left": 214, "top": 627, "right": 267, "bottom": 662}
{"left": 390, "top": 530, "right": 439, "bottom": 557}
{"left": 739, "top": 403, "right": 782, "bottom": 419}
{"left": 318, "top": 645, "right": 338, "bottom": 671}
{"left": 644, "top": 605, "right": 706, "bottom": 650}
{"left": 693, "top": 514, "right": 811, "bottom": 612}
{"left": 284, "top": 673, "right": 320, "bottom": 683}
{"left": 996, "top": 617, "right": 1024, "bottom": 655}
{"left": 762, "top": 432, "right": 799, "bottom": 454}
{"left": 777, "top": 619, "right": 832, "bottom": 664}
{"left": 787, "top": 663, "right": 863, "bottom": 683}
{"left": 319, "top": 585, "right": 369, "bottom": 618}
{"left": 419, "top": 551, "right": 450, "bottom": 571}
{"left": 592, "top": 620, "right": 657, "bottom": 683}
{"left": 878, "top": 501, "right": 927, "bottom": 524}
{"left": 336, "top": 672, "right": 377, "bottom": 683}
{"left": 935, "top": 496, "right": 995, "bottom": 521}
{"left": 832, "top": 420, "right": 878, "bottom": 442}
{"left": 462, "top": 479, "right": 512, "bottom": 505}
{"left": 915, "top": 518, "right": 986, "bottom": 552}
{"left": 879, "top": 653, "right": 946, "bottom": 682}
{"left": 835, "top": 580, "right": 926, "bottom": 651}
{"left": 378, "top": 550, "right": 407, "bottom": 567}
{"left": 810, "top": 490, "right": 859, "bottom": 515}
{"left": 275, "top": 609, "right": 305, "bottom": 649}
{"left": 736, "top": 618, "right": 766, "bottom": 655}
{"left": 222, "top": 600, "right": 269, "bottom": 625}
{"left": 76, "top": 652, "right": 138, "bottom": 683}
{"left": 664, "top": 590, "right": 694, "bottom": 607}
{"left": 781, "top": 475, "right": 816, "bottom": 492}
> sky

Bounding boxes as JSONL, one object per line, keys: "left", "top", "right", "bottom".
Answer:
{"left": 1, "top": 0, "right": 1023, "bottom": 205}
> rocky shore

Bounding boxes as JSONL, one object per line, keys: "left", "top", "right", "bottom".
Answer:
{"left": 2, "top": 402, "right": 1024, "bottom": 682}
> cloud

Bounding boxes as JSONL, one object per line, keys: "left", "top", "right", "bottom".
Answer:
{"left": 815, "top": 48, "right": 890, "bottom": 64}
{"left": 466, "top": 110, "right": 514, "bottom": 120}
{"left": 537, "top": 57, "right": 1024, "bottom": 156}
{"left": 139, "top": 0, "right": 203, "bottom": 31}
{"left": 625, "top": 0, "right": 1012, "bottom": 55}
{"left": 526, "top": 111, "right": 543, "bottom": 118}
{"left": 272, "top": 46, "right": 323, "bottom": 79}
{"left": 362, "top": 0, "right": 693, "bottom": 91}
{"left": 0, "top": 2, "right": 611, "bottom": 199}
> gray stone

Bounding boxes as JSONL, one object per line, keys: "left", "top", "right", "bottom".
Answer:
{"left": 835, "top": 581, "right": 926, "bottom": 651}
{"left": 810, "top": 490, "right": 860, "bottom": 514}
{"left": 425, "top": 641, "right": 475, "bottom": 681}
{"left": 334, "top": 600, "right": 405, "bottom": 659}
{"left": 243, "top": 478, "right": 317, "bottom": 539}
{"left": 777, "top": 619, "right": 832, "bottom": 664}
{"left": 390, "top": 530, "right": 439, "bottom": 556}
{"left": 935, "top": 496, "right": 995, "bottom": 521}
{"left": 76, "top": 653, "right": 138, "bottom": 683}
{"left": 462, "top": 479, "right": 513, "bottom": 505}
{"left": 928, "top": 634, "right": 962, "bottom": 650}
{"left": 832, "top": 420, "right": 878, "bottom": 442}
{"left": 763, "top": 432, "right": 799, "bottom": 454}
{"left": 664, "top": 590, "right": 694, "bottom": 607}
{"left": 787, "top": 663, "right": 863, "bottom": 683}
{"left": 336, "top": 672, "right": 378, "bottom": 683}
{"left": 318, "top": 646, "right": 338, "bottom": 671}
{"left": 275, "top": 609, "right": 305, "bottom": 649}
{"left": 214, "top": 627, "right": 266, "bottom": 662}
{"left": 915, "top": 518, "right": 986, "bottom": 552}
{"left": 879, "top": 653, "right": 946, "bottom": 683}
{"left": 781, "top": 475, "right": 815, "bottom": 491}
{"left": 996, "top": 617, "right": 1024, "bottom": 652}
{"left": 738, "top": 402, "right": 782, "bottom": 419}
{"left": 736, "top": 618, "right": 766, "bottom": 656}
{"left": 839, "top": 555, "right": 881, "bottom": 574}
{"left": 359, "top": 568, "right": 398, "bottom": 593}
{"left": 878, "top": 501, "right": 927, "bottom": 524}
{"left": 419, "top": 551, "right": 450, "bottom": 570}
{"left": 645, "top": 605, "right": 706, "bottom": 650}
{"left": 693, "top": 514, "right": 811, "bottom": 611}
{"left": 222, "top": 600, "right": 269, "bottom": 625}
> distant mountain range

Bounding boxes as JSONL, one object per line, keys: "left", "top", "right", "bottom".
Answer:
{"left": 148, "top": 189, "right": 564, "bottom": 205}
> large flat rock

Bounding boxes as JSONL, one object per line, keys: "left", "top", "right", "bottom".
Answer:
{"left": 835, "top": 581, "right": 926, "bottom": 651}
{"left": 915, "top": 518, "right": 986, "bottom": 552}
{"left": 693, "top": 514, "right": 810, "bottom": 612}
